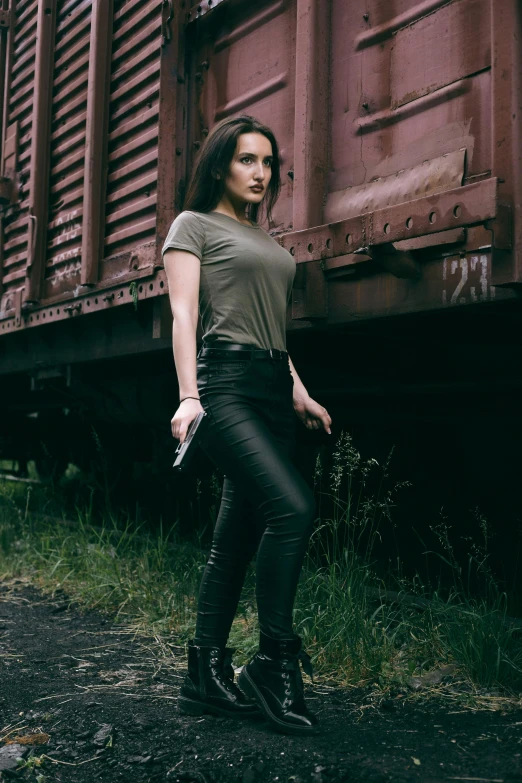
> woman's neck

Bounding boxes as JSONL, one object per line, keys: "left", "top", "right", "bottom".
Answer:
{"left": 212, "top": 198, "right": 252, "bottom": 226}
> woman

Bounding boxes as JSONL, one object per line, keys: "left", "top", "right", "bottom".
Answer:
{"left": 163, "top": 115, "right": 332, "bottom": 736}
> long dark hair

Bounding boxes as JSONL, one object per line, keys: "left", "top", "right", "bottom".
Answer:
{"left": 183, "top": 115, "right": 281, "bottom": 226}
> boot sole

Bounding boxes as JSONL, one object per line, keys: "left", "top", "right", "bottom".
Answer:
{"left": 237, "top": 668, "right": 319, "bottom": 736}
{"left": 178, "top": 695, "right": 262, "bottom": 720}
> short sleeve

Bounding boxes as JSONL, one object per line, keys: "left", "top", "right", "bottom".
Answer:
{"left": 161, "top": 211, "right": 205, "bottom": 261}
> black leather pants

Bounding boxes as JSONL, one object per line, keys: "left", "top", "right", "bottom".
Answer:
{"left": 193, "top": 344, "right": 316, "bottom": 646}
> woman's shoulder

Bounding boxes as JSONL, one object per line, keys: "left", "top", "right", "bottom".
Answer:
{"left": 167, "top": 210, "right": 209, "bottom": 239}
{"left": 171, "top": 209, "right": 205, "bottom": 225}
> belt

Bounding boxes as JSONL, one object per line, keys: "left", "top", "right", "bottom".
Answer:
{"left": 198, "top": 342, "right": 288, "bottom": 361}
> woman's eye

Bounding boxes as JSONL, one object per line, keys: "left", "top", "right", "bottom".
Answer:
{"left": 241, "top": 157, "right": 252, "bottom": 164}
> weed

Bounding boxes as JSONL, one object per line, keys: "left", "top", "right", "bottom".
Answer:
{"left": 1, "top": 431, "right": 521, "bottom": 695}
{"left": 129, "top": 281, "right": 139, "bottom": 311}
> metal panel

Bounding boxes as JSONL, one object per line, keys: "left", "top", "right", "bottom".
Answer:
{"left": 329, "top": 0, "right": 492, "bottom": 198}
{"left": 43, "top": 0, "right": 91, "bottom": 299}
{"left": 103, "top": 0, "right": 161, "bottom": 263}
{"left": 390, "top": 0, "right": 490, "bottom": 110}
{"left": 185, "top": 0, "right": 296, "bottom": 231}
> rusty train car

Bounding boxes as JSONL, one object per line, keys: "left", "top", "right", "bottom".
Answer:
{"left": 0, "top": 0, "right": 521, "bottom": 481}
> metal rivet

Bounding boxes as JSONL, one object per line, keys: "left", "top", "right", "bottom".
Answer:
{"left": 363, "top": 12, "right": 369, "bottom": 21}
{"left": 287, "top": 170, "right": 294, "bottom": 180}
{"left": 362, "top": 102, "right": 369, "bottom": 110}
{"left": 176, "top": 147, "right": 183, "bottom": 156}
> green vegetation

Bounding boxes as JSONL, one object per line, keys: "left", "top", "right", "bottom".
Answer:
{"left": 1, "top": 434, "right": 521, "bottom": 702}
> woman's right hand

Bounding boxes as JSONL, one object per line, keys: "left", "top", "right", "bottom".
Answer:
{"left": 171, "top": 398, "right": 205, "bottom": 444}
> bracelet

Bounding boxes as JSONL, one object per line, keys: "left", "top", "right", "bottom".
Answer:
{"left": 180, "top": 396, "right": 200, "bottom": 403}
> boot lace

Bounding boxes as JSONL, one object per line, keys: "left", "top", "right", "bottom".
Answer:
{"left": 280, "top": 649, "right": 314, "bottom": 708}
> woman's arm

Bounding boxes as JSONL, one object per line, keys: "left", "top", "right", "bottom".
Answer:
{"left": 163, "top": 248, "right": 204, "bottom": 443}
{"left": 288, "top": 355, "right": 332, "bottom": 434}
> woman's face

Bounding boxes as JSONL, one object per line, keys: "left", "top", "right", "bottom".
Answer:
{"left": 222, "top": 132, "right": 273, "bottom": 207}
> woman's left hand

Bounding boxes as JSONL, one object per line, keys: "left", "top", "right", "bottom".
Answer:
{"left": 293, "top": 394, "right": 332, "bottom": 434}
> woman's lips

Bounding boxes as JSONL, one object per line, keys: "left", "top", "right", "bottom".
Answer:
{"left": 250, "top": 186, "right": 264, "bottom": 192}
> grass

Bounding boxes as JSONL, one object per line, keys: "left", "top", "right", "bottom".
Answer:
{"left": 1, "top": 435, "right": 521, "bottom": 706}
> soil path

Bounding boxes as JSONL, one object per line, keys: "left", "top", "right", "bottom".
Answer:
{"left": 1, "top": 580, "right": 521, "bottom": 783}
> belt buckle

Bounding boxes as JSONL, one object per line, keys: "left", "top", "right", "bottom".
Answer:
{"left": 269, "top": 348, "right": 274, "bottom": 359}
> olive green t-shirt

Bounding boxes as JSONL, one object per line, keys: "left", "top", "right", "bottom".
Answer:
{"left": 161, "top": 210, "right": 296, "bottom": 351}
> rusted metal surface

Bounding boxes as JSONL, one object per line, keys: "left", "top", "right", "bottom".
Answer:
{"left": 326, "top": 251, "right": 515, "bottom": 326}
{"left": 355, "top": 0, "right": 452, "bottom": 50}
{"left": 186, "top": 0, "right": 229, "bottom": 25}
{"left": 489, "top": 0, "right": 522, "bottom": 285}
{"left": 156, "top": 0, "right": 179, "bottom": 263}
{"left": 184, "top": 0, "right": 295, "bottom": 230}
{"left": 390, "top": 0, "right": 490, "bottom": 110}
{"left": 292, "top": 0, "right": 330, "bottom": 231}
{"left": 0, "top": 0, "right": 37, "bottom": 310}
{"left": 25, "top": 0, "right": 57, "bottom": 304}
{"left": 81, "top": 0, "right": 113, "bottom": 286}
{"left": 325, "top": 149, "right": 466, "bottom": 225}
{"left": 280, "top": 179, "right": 498, "bottom": 265}
{"left": 0, "top": 264, "right": 166, "bottom": 337}
{"left": 0, "top": 0, "right": 521, "bottom": 342}
{"left": 44, "top": 0, "right": 92, "bottom": 298}
{"left": 0, "top": 0, "right": 15, "bottom": 301}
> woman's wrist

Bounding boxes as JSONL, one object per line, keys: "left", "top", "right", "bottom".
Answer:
{"left": 292, "top": 388, "right": 310, "bottom": 410}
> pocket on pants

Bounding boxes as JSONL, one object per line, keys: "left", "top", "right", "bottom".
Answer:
{"left": 207, "top": 359, "right": 252, "bottom": 379}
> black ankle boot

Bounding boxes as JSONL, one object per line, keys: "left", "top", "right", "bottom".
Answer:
{"left": 237, "top": 632, "right": 318, "bottom": 735}
{"left": 178, "top": 640, "right": 261, "bottom": 719}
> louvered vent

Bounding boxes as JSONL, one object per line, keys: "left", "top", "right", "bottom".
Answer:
{"left": 104, "top": 0, "right": 161, "bottom": 262}
{"left": 45, "top": 0, "right": 92, "bottom": 297}
{"left": 1, "top": 0, "right": 38, "bottom": 303}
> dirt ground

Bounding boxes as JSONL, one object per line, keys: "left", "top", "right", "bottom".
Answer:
{"left": 1, "top": 580, "right": 521, "bottom": 783}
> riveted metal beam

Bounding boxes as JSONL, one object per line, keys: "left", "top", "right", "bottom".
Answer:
{"left": 282, "top": 179, "right": 502, "bottom": 321}
{"left": 279, "top": 179, "right": 500, "bottom": 266}
{"left": 0, "top": 269, "right": 168, "bottom": 335}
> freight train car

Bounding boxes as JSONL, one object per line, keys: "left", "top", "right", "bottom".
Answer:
{"left": 0, "top": 0, "right": 521, "bottom": 484}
